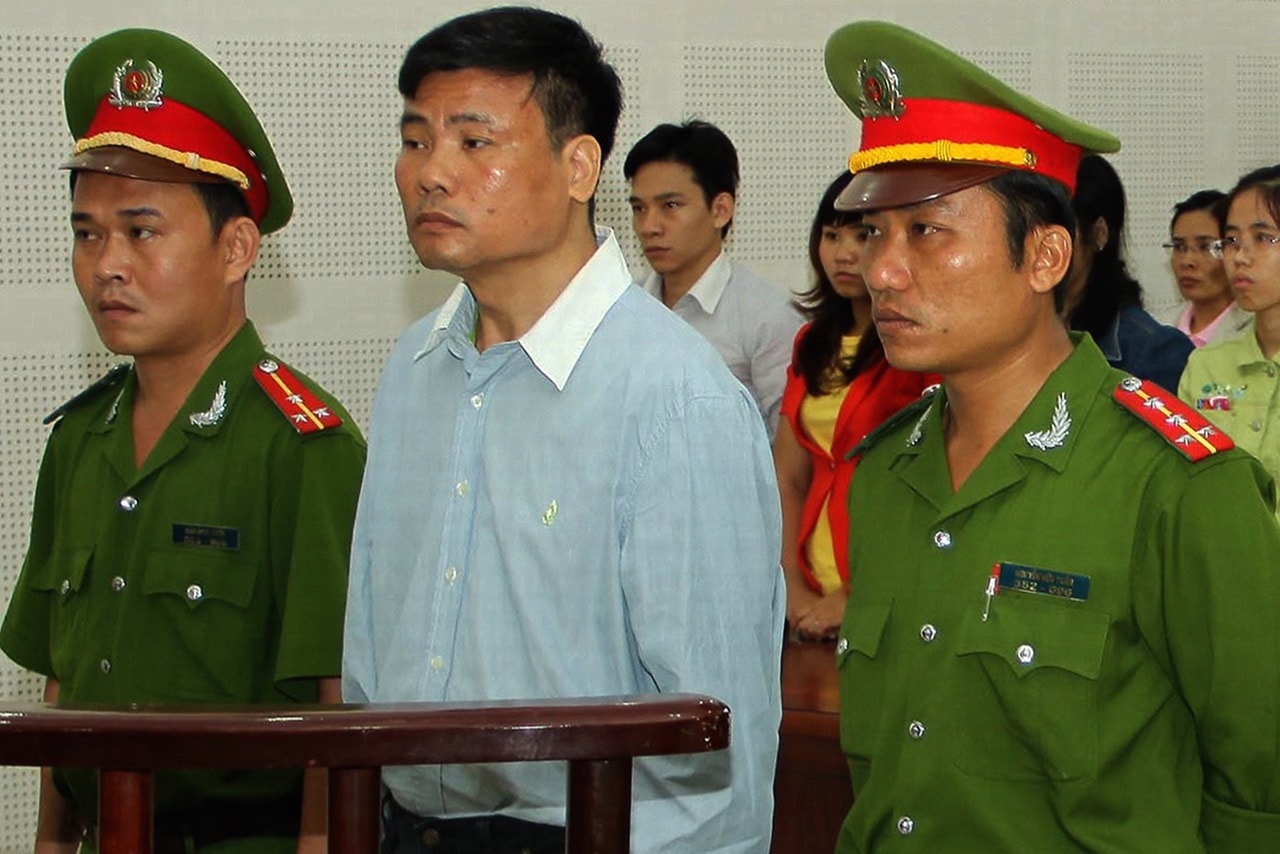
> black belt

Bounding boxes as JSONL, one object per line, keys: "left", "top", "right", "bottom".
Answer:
{"left": 382, "top": 794, "right": 566, "bottom": 854}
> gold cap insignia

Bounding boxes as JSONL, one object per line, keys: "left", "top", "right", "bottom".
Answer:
{"left": 857, "top": 59, "right": 904, "bottom": 119}
{"left": 109, "top": 59, "right": 164, "bottom": 110}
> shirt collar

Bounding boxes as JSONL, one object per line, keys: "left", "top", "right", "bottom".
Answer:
{"left": 640, "top": 250, "right": 730, "bottom": 314}
{"left": 414, "top": 228, "right": 632, "bottom": 390}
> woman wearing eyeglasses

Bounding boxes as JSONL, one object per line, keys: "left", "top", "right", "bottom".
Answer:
{"left": 1064, "top": 155, "right": 1194, "bottom": 391}
{"left": 1179, "top": 164, "right": 1280, "bottom": 500}
{"left": 1167, "top": 189, "right": 1250, "bottom": 347}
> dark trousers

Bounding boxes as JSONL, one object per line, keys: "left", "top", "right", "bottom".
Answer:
{"left": 382, "top": 794, "right": 566, "bottom": 854}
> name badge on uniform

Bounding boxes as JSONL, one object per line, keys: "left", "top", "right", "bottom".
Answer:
{"left": 172, "top": 523, "right": 240, "bottom": 550}
{"left": 996, "top": 562, "right": 1090, "bottom": 602}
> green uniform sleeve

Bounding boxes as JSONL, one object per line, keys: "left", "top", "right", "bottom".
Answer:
{"left": 1136, "top": 453, "right": 1280, "bottom": 849}
{"left": 269, "top": 426, "right": 366, "bottom": 698}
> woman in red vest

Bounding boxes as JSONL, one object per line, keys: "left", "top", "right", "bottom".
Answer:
{"left": 775, "top": 173, "right": 937, "bottom": 640}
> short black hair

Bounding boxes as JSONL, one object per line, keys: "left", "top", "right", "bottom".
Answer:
{"left": 983, "top": 169, "right": 1076, "bottom": 312}
{"left": 623, "top": 120, "right": 740, "bottom": 237}
{"left": 398, "top": 7, "right": 623, "bottom": 165}
{"left": 69, "top": 171, "right": 250, "bottom": 240}
{"left": 1221, "top": 164, "right": 1280, "bottom": 232}
{"left": 1170, "top": 189, "right": 1226, "bottom": 231}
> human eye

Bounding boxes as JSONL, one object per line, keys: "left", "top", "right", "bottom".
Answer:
{"left": 1259, "top": 231, "right": 1280, "bottom": 246}
{"left": 129, "top": 226, "right": 156, "bottom": 240}
{"left": 820, "top": 227, "right": 839, "bottom": 242}
{"left": 910, "top": 221, "right": 941, "bottom": 237}
{"left": 461, "top": 136, "right": 492, "bottom": 150}
{"left": 860, "top": 222, "right": 882, "bottom": 241}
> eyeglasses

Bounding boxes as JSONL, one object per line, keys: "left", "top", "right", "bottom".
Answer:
{"left": 1210, "top": 231, "right": 1280, "bottom": 260}
{"left": 1162, "top": 239, "right": 1216, "bottom": 257}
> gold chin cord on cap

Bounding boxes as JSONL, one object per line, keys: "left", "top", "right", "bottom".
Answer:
{"left": 73, "top": 132, "right": 251, "bottom": 190}
{"left": 848, "top": 141, "right": 1037, "bottom": 175}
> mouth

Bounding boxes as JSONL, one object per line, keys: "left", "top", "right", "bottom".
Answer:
{"left": 413, "top": 210, "right": 463, "bottom": 230}
{"left": 642, "top": 246, "right": 669, "bottom": 257}
{"left": 1177, "top": 276, "right": 1201, "bottom": 289}
{"left": 873, "top": 307, "right": 917, "bottom": 333}
{"left": 96, "top": 299, "right": 137, "bottom": 317}
{"left": 1232, "top": 276, "right": 1255, "bottom": 292}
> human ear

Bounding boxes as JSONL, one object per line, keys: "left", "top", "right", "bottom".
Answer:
{"left": 563, "top": 134, "right": 602, "bottom": 205}
{"left": 220, "top": 216, "right": 261, "bottom": 285}
{"left": 1090, "top": 216, "right": 1109, "bottom": 252}
{"left": 1027, "top": 224, "right": 1072, "bottom": 294}
{"left": 710, "top": 192, "right": 736, "bottom": 230}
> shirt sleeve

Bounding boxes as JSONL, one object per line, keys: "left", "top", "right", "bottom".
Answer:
{"left": 750, "top": 302, "right": 803, "bottom": 441}
{"left": 1137, "top": 454, "right": 1280, "bottom": 849}
{"left": 619, "top": 388, "right": 785, "bottom": 853}
{"left": 271, "top": 425, "right": 366, "bottom": 696}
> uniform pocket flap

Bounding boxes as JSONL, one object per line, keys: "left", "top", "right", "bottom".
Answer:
{"left": 839, "top": 599, "right": 893, "bottom": 664}
{"left": 30, "top": 547, "right": 92, "bottom": 597}
{"left": 143, "top": 548, "right": 257, "bottom": 609}
{"left": 955, "top": 597, "right": 1110, "bottom": 680}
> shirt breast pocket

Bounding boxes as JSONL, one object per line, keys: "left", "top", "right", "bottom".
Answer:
{"left": 951, "top": 595, "right": 1110, "bottom": 782}
{"left": 837, "top": 598, "right": 892, "bottom": 774}
{"left": 29, "top": 548, "right": 93, "bottom": 677}
{"left": 142, "top": 548, "right": 262, "bottom": 700}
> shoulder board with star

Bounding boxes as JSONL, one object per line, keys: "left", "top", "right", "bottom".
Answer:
{"left": 252, "top": 359, "right": 343, "bottom": 434}
{"left": 1113, "top": 376, "right": 1232, "bottom": 462}
{"left": 846, "top": 384, "right": 940, "bottom": 461}
{"left": 42, "top": 363, "right": 130, "bottom": 425}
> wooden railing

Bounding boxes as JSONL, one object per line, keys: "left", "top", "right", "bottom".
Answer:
{"left": 0, "top": 693, "right": 730, "bottom": 853}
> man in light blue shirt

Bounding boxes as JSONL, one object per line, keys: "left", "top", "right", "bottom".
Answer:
{"left": 625, "top": 121, "right": 803, "bottom": 438}
{"left": 342, "top": 9, "right": 784, "bottom": 853}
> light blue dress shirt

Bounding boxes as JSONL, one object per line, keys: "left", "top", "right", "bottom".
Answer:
{"left": 343, "top": 230, "right": 785, "bottom": 853}
{"left": 640, "top": 252, "right": 802, "bottom": 440}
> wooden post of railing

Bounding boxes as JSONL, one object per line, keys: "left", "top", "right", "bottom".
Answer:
{"left": 567, "top": 757, "right": 631, "bottom": 853}
{"left": 98, "top": 769, "right": 152, "bottom": 854}
{"left": 0, "top": 694, "right": 730, "bottom": 854}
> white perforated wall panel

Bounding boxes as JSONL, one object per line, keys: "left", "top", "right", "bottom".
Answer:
{"left": 0, "top": 0, "right": 1275, "bottom": 846}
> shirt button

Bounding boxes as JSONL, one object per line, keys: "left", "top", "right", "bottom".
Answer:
{"left": 908, "top": 720, "right": 927, "bottom": 740}
{"left": 920, "top": 624, "right": 938, "bottom": 643}
{"left": 933, "top": 530, "right": 952, "bottom": 549}
{"left": 897, "top": 816, "right": 914, "bottom": 835}
{"left": 1016, "top": 643, "right": 1036, "bottom": 665}
{"left": 1268, "top": 365, "right": 1276, "bottom": 378}
{"left": 186, "top": 584, "right": 204, "bottom": 602}
{"left": 99, "top": 659, "right": 111, "bottom": 675}
{"left": 455, "top": 480, "right": 469, "bottom": 497}
{"left": 59, "top": 579, "right": 70, "bottom": 596}
{"left": 444, "top": 566, "right": 458, "bottom": 583}
{"left": 1252, "top": 420, "right": 1263, "bottom": 432}
{"left": 470, "top": 393, "right": 484, "bottom": 409}
{"left": 835, "top": 637, "right": 849, "bottom": 655}
{"left": 111, "top": 576, "right": 126, "bottom": 592}
{"left": 118, "top": 495, "right": 139, "bottom": 512}
{"left": 430, "top": 656, "right": 444, "bottom": 670}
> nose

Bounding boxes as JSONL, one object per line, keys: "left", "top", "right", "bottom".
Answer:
{"left": 634, "top": 207, "right": 662, "bottom": 238}
{"left": 399, "top": 145, "right": 451, "bottom": 199}
{"left": 861, "top": 231, "right": 909, "bottom": 295}
{"left": 834, "top": 231, "right": 862, "bottom": 263}
{"left": 91, "top": 233, "right": 129, "bottom": 286}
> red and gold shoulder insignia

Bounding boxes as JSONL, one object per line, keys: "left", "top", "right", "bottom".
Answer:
{"left": 252, "top": 359, "right": 342, "bottom": 434}
{"left": 1113, "top": 376, "right": 1232, "bottom": 461}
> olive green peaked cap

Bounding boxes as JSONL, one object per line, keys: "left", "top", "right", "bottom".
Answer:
{"left": 63, "top": 28, "right": 292, "bottom": 234}
{"left": 825, "top": 21, "right": 1120, "bottom": 210}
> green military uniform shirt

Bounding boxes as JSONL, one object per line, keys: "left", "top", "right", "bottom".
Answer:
{"left": 0, "top": 322, "right": 366, "bottom": 834}
{"left": 837, "top": 335, "right": 1280, "bottom": 852}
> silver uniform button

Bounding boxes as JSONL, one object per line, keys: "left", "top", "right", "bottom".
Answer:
{"left": 59, "top": 579, "right": 70, "bottom": 595}
{"left": 908, "top": 720, "right": 927, "bottom": 740}
{"left": 933, "top": 530, "right": 952, "bottom": 549}
{"left": 470, "top": 394, "right": 484, "bottom": 409}
{"left": 1016, "top": 643, "right": 1036, "bottom": 665}
{"left": 897, "top": 816, "right": 915, "bottom": 835}
{"left": 430, "top": 655, "right": 444, "bottom": 670}
{"left": 1252, "top": 420, "right": 1263, "bottom": 432}
{"left": 186, "top": 584, "right": 204, "bottom": 602}
{"left": 118, "top": 495, "right": 139, "bottom": 512}
{"left": 99, "top": 659, "right": 111, "bottom": 675}
{"left": 1268, "top": 365, "right": 1277, "bottom": 378}
{"left": 835, "top": 637, "right": 849, "bottom": 655}
{"left": 455, "top": 480, "right": 469, "bottom": 497}
{"left": 444, "top": 566, "right": 458, "bottom": 583}
{"left": 920, "top": 624, "right": 937, "bottom": 643}
{"left": 111, "top": 576, "right": 126, "bottom": 592}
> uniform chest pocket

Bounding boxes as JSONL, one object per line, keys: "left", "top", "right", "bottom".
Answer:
{"left": 837, "top": 599, "right": 893, "bottom": 768}
{"left": 950, "top": 596, "right": 1110, "bottom": 782}
{"left": 141, "top": 548, "right": 263, "bottom": 700}
{"left": 30, "top": 548, "right": 93, "bottom": 599}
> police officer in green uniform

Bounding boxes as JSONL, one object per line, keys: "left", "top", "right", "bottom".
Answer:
{"left": 826, "top": 21, "right": 1280, "bottom": 852}
{"left": 0, "top": 29, "right": 366, "bottom": 853}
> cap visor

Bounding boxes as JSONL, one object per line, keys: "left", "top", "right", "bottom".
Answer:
{"left": 61, "top": 145, "right": 227, "bottom": 185}
{"left": 835, "top": 163, "right": 1012, "bottom": 212}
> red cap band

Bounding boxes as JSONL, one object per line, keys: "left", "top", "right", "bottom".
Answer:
{"left": 860, "top": 98, "right": 1083, "bottom": 193}
{"left": 80, "top": 95, "right": 268, "bottom": 223}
